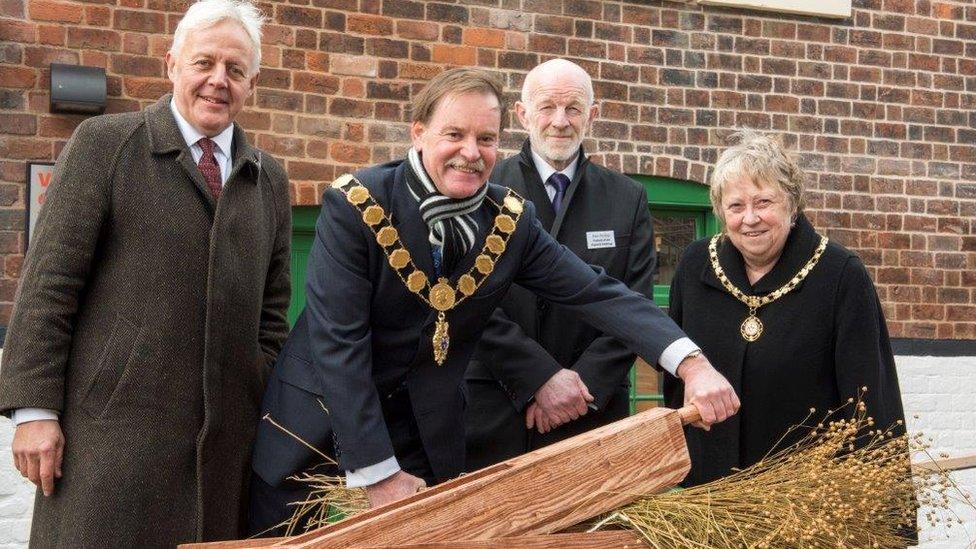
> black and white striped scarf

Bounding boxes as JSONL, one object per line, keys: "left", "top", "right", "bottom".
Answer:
{"left": 405, "top": 147, "right": 488, "bottom": 275}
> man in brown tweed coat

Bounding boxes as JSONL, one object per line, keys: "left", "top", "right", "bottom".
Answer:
{"left": 0, "top": 0, "right": 291, "bottom": 546}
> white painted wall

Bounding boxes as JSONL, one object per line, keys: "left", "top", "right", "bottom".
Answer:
{"left": 0, "top": 352, "right": 973, "bottom": 547}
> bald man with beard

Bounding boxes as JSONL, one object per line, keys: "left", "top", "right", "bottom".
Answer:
{"left": 465, "top": 59, "right": 680, "bottom": 468}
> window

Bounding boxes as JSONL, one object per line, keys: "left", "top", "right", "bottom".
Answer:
{"left": 628, "top": 175, "right": 720, "bottom": 414}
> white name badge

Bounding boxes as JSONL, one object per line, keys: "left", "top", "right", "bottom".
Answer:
{"left": 586, "top": 230, "right": 616, "bottom": 249}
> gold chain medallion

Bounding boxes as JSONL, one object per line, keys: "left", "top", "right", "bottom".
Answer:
{"left": 333, "top": 174, "right": 525, "bottom": 365}
{"left": 709, "top": 234, "right": 828, "bottom": 342}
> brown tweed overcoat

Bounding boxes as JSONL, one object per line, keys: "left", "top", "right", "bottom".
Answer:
{"left": 0, "top": 95, "right": 291, "bottom": 547}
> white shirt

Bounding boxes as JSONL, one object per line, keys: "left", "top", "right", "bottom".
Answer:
{"left": 169, "top": 98, "right": 234, "bottom": 185}
{"left": 529, "top": 148, "right": 578, "bottom": 203}
{"left": 11, "top": 101, "right": 236, "bottom": 427}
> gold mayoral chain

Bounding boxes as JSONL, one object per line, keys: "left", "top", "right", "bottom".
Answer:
{"left": 332, "top": 174, "right": 524, "bottom": 365}
{"left": 708, "top": 233, "right": 829, "bottom": 342}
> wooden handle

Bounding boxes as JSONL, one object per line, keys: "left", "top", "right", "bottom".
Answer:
{"left": 913, "top": 453, "right": 976, "bottom": 473}
{"left": 677, "top": 404, "right": 701, "bottom": 426}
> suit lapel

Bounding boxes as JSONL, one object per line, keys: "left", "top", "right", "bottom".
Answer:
{"left": 513, "top": 142, "right": 555, "bottom": 232}
{"left": 145, "top": 95, "right": 216, "bottom": 212}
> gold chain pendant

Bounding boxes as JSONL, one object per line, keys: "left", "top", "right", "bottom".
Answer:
{"left": 740, "top": 309, "right": 763, "bottom": 342}
{"left": 432, "top": 311, "right": 450, "bottom": 365}
{"left": 709, "top": 233, "right": 828, "bottom": 343}
{"left": 333, "top": 175, "right": 525, "bottom": 366}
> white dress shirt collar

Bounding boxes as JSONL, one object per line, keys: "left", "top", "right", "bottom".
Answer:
{"left": 530, "top": 147, "right": 578, "bottom": 186}
{"left": 169, "top": 98, "right": 234, "bottom": 162}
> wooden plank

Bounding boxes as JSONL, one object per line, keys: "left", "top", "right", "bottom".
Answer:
{"left": 182, "top": 407, "right": 690, "bottom": 549}
{"left": 182, "top": 539, "right": 285, "bottom": 548}
{"left": 913, "top": 453, "right": 976, "bottom": 473}
{"left": 357, "top": 531, "right": 646, "bottom": 548}
{"left": 286, "top": 407, "right": 687, "bottom": 548}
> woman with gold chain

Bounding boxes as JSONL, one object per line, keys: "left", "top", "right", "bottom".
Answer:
{"left": 663, "top": 130, "right": 911, "bottom": 487}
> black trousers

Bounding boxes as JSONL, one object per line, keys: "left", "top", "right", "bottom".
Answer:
{"left": 248, "top": 385, "right": 436, "bottom": 537}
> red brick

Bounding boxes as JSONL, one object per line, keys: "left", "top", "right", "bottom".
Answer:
{"left": 0, "top": 19, "right": 36, "bottom": 42}
{"left": 330, "top": 141, "right": 370, "bottom": 164}
{"left": 347, "top": 13, "right": 392, "bottom": 35}
{"left": 114, "top": 9, "right": 166, "bottom": 32}
{"left": 256, "top": 134, "right": 305, "bottom": 157}
{"left": 67, "top": 27, "right": 121, "bottom": 50}
{"left": 38, "top": 115, "right": 82, "bottom": 138}
{"left": 0, "top": 137, "right": 50, "bottom": 160}
{"left": 122, "top": 76, "right": 171, "bottom": 98}
{"left": 29, "top": 0, "right": 83, "bottom": 23}
{"left": 294, "top": 72, "right": 339, "bottom": 94}
{"left": 396, "top": 20, "right": 437, "bottom": 41}
{"left": 111, "top": 53, "right": 163, "bottom": 77}
{"left": 0, "top": 114, "right": 36, "bottom": 135}
{"left": 399, "top": 62, "right": 441, "bottom": 81}
{"left": 431, "top": 44, "right": 476, "bottom": 65}
{"left": 0, "top": 66, "right": 36, "bottom": 89}
{"left": 463, "top": 27, "right": 505, "bottom": 48}
{"left": 287, "top": 159, "right": 333, "bottom": 181}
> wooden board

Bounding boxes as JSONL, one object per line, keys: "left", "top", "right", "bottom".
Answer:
{"left": 357, "top": 531, "right": 646, "bottom": 548}
{"left": 183, "top": 407, "right": 689, "bottom": 549}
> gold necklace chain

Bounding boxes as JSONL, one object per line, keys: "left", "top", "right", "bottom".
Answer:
{"left": 332, "top": 173, "right": 524, "bottom": 364}
{"left": 708, "top": 233, "right": 828, "bottom": 342}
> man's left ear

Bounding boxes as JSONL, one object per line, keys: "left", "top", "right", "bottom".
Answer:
{"left": 587, "top": 104, "right": 598, "bottom": 125}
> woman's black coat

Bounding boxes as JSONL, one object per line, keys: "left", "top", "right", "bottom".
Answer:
{"left": 664, "top": 214, "right": 909, "bottom": 486}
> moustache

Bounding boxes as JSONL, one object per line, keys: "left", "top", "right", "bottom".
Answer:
{"left": 446, "top": 158, "right": 486, "bottom": 172}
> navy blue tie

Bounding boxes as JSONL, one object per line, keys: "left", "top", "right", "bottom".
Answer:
{"left": 548, "top": 173, "right": 571, "bottom": 213}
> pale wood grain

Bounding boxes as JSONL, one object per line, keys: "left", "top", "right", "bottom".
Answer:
{"left": 182, "top": 407, "right": 689, "bottom": 549}
{"left": 356, "top": 530, "right": 646, "bottom": 548}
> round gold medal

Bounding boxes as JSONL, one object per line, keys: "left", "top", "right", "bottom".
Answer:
{"left": 740, "top": 315, "right": 763, "bottom": 342}
{"left": 389, "top": 248, "right": 410, "bottom": 270}
{"left": 363, "top": 205, "right": 384, "bottom": 226}
{"left": 475, "top": 254, "right": 494, "bottom": 275}
{"left": 486, "top": 234, "right": 505, "bottom": 254}
{"left": 458, "top": 274, "right": 476, "bottom": 296}
{"left": 503, "top": 195, "right": 523, "bottom": 214}
{"left": 407, "top": 270, "right": 427, "bottom": 293}
{"left": 376, "top": 226, "right": 398, "bottom": 247}
{"left": 429, "top": 279, "right": 457, "bottom": 311}
{"left": 495, "top": 214, "right": 516, "bottom": 234}
{"left": 346, "top": 186, "right": 369, "bottom": 205}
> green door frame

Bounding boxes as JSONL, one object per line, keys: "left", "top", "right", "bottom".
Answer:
{"left": 627, "top": 175, "right": 719, "bottom": 414}
{"left": 288, "top": 206, "right": 319, "bottom": 327}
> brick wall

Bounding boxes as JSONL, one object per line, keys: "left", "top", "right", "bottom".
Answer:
{"left": 0, "top": 0, "right": 975, "bottom": 337}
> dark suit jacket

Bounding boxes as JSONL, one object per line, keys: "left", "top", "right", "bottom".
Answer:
{"left": 465, "top": 141, "right": 656, "bottom": 468}
{"left": 252, "top": 159, "right": 687, "bottom": 487}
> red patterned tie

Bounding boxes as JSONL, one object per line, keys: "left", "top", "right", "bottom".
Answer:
{"left": 197, "top": 137, "right": 222, "bottom": 201}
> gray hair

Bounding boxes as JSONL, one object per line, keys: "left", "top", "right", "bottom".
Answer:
{"left": 521, "top": 58, "right": 594, "bottom": 106}
{"left": 709, "top": 129, "right": 805, "bottom": 222}
{"left": 170, "top": 0, "right": 265, "bottom": 75}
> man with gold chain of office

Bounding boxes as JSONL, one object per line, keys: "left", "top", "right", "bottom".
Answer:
{"left": 248, "top": 68, "right": 741, "bottom": 535}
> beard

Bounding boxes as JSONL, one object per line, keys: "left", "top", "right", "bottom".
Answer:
{"left": 530, "top": 126, "right": 582, "bottom": 164}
